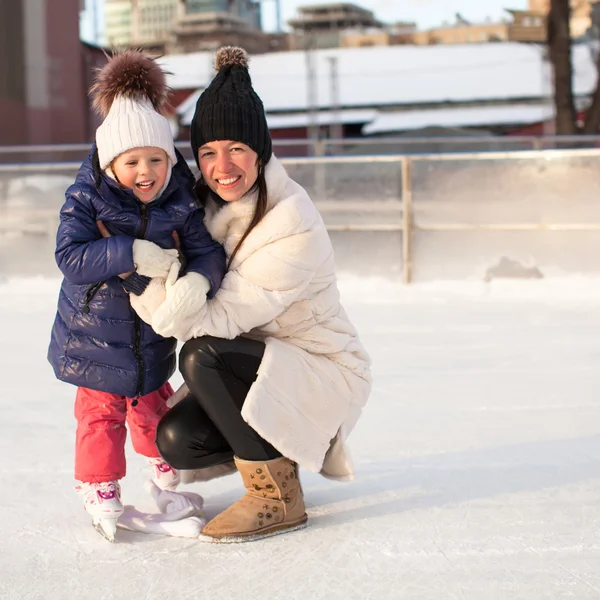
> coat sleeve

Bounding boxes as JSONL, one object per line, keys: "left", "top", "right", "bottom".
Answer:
{"left": 178, "top": 208, "right": 226, "bottom": 298}
{"left": 163, "top": 227, "right": 330, "bottom": 342}
{"left": 55, "top": 185, "right": 136, "bottom": 285}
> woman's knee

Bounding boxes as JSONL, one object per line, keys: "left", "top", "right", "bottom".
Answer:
{"left": 179, "top": 336, "right": 221, "bottom": 380}
{"left": 155, "top": 397, "right": 233, "bottom": 469}
{"left": 155, "top": 410, "right": 190, "bottom": 467}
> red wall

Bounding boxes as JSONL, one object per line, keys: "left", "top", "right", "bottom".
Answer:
{"left": 0, "top": 0, "right": 91, "bottom": 145}
{"left": 0, "top": 99, "right": 27, "bottom": 145}
{"left": 41, "top": 0, "right": 87, "bottom": 144}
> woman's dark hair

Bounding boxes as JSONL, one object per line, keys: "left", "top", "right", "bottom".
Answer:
{"left": 194, "top": 161, "right": 268, "bottom": 270}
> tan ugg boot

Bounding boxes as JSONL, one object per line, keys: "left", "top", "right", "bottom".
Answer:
{"left": 200, "top": 456, "right": 308, "bottom": 542}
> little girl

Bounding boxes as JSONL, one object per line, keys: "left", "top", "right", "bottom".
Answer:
{"left": 48, "top": 51, "right": 226, "bottom": 540}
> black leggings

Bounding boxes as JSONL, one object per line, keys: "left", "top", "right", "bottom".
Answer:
{"left": 156, "top": 336, "right": 281, "bottom": 470}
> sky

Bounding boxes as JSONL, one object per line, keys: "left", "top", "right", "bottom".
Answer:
{"left": 80, "top": 0, "right": 530, "bottom": 45}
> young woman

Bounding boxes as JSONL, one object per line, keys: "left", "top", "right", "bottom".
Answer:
{"left": 131, "top": 46, "right": 371, "bottom": 543}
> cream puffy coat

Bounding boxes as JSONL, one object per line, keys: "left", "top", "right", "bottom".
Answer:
{"left": 154, "top": 156, "right": 371, "bottom": 480}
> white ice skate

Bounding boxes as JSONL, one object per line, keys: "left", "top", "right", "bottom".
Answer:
{"left": 76, "top": 481, "right": 124, "bottom": 542}
{"left": 147, "top": 457, "right": 180, "bottom": 491}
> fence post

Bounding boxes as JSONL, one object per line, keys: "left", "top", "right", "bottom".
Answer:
{"left": 401, "top": 156, "right": 413, "bottom": 284}
{"left": 315, "top": 139, "right": 326, "bottom": 202}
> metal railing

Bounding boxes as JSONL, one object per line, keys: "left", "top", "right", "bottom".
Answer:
{"left": 2, "top": 135, "right": 600, "bottom": 164}
{"left": 2, "top": 146, "right": 600, "bottom": 282}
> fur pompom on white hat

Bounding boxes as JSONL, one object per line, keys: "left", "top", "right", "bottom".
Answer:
{"left": 91, "top": 50, "right": 177, "bottom": 170}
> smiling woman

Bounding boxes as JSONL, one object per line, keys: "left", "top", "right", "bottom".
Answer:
{"left": 197, "top": 141, "right": 259, "bottom": 202}
{"left": 130, "top": 46, "right": 372, "bottom": 544}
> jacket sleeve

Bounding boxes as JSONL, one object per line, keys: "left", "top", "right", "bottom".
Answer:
{"left": 158, "top": 227, "right": 329, "bottom": 342}
{"left": 55, "top": 185, "right": 136, "bottom": 285}
{"left": 178, "top": 208, "right": 226, "bottom": 298}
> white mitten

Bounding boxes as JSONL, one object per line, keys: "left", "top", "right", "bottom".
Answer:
{"left": 117, "top": 507, "right": 205, "bottom": 538}
{"left": 132, "top": 239, "right": 180, "bottom": 279}
{"left": 152, "top": 271, "right": 210, "bottom": 339}
{"left": 130, "top": 277, "right": 167, "bottom": 325}
{"left": 146, "top": 480, "right": 205, "bottom": 520}
{"left": 115, "top": 480, "right": 207, "bottom": 539}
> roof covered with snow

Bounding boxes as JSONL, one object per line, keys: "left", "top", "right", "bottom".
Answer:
{"left": 363, "top": 103, "right": 555, "bottom": 135}
{"left": 159, "top": 43, "right": 598, "bottom": 113}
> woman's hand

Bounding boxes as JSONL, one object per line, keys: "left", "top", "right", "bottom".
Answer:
{"left": 151, "top": 270, "right": 210, "bottom": 339}
{"left": 129, "top": 277, "right": 168, "bottom": 325}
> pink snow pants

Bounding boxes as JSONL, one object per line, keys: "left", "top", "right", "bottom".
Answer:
{"left": 74, "top": 383, "right": 174, "bottom": 483}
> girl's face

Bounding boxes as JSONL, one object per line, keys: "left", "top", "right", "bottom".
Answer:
{"left": 198, "top": 140, "right": 259, "bottom": 202}
{"left": 111, "top": 147, "right": 169, "bottom": 203}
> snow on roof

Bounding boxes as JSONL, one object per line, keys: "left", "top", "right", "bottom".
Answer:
{"left": 178, "top": 103, "right": 376, "bottom": 129}
{"left": 177, "top": 89, "right": 202, "bottom": 125}
{"left": 363, "top": 103, "right": 555, "bottom": 135}
{"left": 159, "top": 43, "right": 598, "bottom": 113}
{"left": 159, "top": 51, "right": 215, "bottom": 90}
{"left": 267, "top": 109, "right": 377, "bottom": 129}
{"left": 174, "top": 84, "right": 205, "bottom": 120}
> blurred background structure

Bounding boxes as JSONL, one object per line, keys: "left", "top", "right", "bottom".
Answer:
{"left": 3, "top": 0, "right": 600, "bottom": 283}
{"left": 4, "top": 0, "right": 600, "bottom": 146}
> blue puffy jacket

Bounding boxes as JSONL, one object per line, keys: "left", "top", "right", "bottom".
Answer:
{"left": 48, "top": 148, "right": 226, "bottom": 397}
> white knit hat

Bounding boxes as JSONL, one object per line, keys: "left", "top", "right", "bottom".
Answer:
{"left": 96, "top": 96, "right": 177, "bottom": 170}
{"left": 90, "top": 50, "right": 176, "bottom": 170}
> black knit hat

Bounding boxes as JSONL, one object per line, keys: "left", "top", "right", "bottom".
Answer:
{"left": 190, "top": 47, "right": 272, "bottom": 167}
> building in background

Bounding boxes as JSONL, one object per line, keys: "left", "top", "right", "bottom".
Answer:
{"left": 505, "top": 9, "right": 546, "bottom": 43}
{"left": 526, "top": 0, "right": 598, "bottom": 38}
{"left": 105, "top": 0, "right": 179, "bottom": 52}
{"left": 412, "top": 15, "right": 510, "bottom": 45}
{"left": 407, "top": 1, "right": 600, "bottom": 47}
{"left": 0, "top": 0, "right": 104, "bottom": 145}
{"left": 104, "top": 0, "right": 274, "bottom": 54}
{"left": 162, "top": 42, "right": 598, "bottom": 151}
{"left": 171, "top": 0, "right": 271, "bottom": 54}
{"left": 289, "top": 3, "right": 383, "bottom": 50}
{"left": 105, "top": 0, "right": 133, "bottom": 48}
{"left": 341, "top": 21, "right": 416, "bottom": 47}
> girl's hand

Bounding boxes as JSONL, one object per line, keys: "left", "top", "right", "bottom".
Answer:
{"left": 96, "top": 220, "right": 133, "bottom": 279}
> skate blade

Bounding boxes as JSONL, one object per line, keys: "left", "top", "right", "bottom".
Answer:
{"left": 93, "top": 517, "right": 119, "bottom": 542}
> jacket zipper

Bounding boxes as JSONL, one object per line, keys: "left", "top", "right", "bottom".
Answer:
{"left": 139, "top": 204, "right": 148, "bottom": 239}
{"left": 133, "top": 203, "right": 149, "bottom": 397}
{"left": 133, "top": 313, "right": 144, "bottom": 398}
{"left": 82, "top": 281, "right": 105, "bottom": 314}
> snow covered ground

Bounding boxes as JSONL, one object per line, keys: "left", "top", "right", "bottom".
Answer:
{"left": 2, "top": 274, "right": 600, "bottom": 599}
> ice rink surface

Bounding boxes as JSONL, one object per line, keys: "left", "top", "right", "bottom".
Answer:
{"left": 2, "top": 275, "right": 600, "bottom": 600}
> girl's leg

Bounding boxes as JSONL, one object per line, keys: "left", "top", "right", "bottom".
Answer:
{"left": 178, "top": 336, "right": 281, "bottom": 462}
{"left": 74, "top": 387, "right": 127, "bottom": 482}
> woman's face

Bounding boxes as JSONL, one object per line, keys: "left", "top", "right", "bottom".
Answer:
{"left": 198, "top": 140, "right": 259, "bottom": 202}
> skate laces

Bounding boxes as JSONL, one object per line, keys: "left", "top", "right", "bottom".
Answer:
{"left": 147, "top": 458, "right": 179, "bottom": 491}
{"left": 97, "top": 484, "right": 118, "bottom": 500}
{"left": 147, "top": 457, "right": 175, "bottom": 473}
{"left": 76, "top": 481, "right": 122, "bottom": 505}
